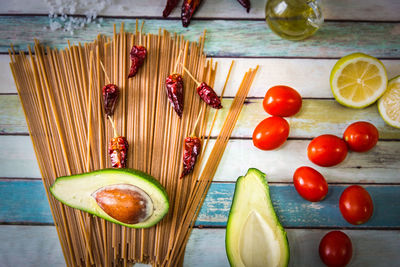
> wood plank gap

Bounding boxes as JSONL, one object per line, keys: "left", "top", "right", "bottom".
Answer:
{"left": 3, "top": 178, "right": 400, "bottom": 185}
{"left": 211, "top": 55, "right": 400, "bottom": 60}
{"left": 226, "top": 96, "right": 335, "bottom": 100}
{"left": 0, "top": 221, "right": 54, "bottom": 226}
{"left": 0, "top": 92, "right": 18, "bottom": 95}
{"left": 2, "top": 52, "right": 399, "bottom": 61}
{"left": 2, "top": 133, "right": 398, "bottom": 141}
{"left": 0, "top": 132, "right": 29, "bottom": 136}
{"left": 193, "top": 225, "right": 400, "bottom": 230}
{"left": 0, "top": 177, "right": 42, "bottom": 181}
{"left": 209, "top": 136, "right": 400, "bottom": 142}
{"left": 209, "top": 181, "right": 400, "bottom": 186}
{"left": 1, "top": 223, "right": 399, "bottom": 231}
{"left": 0, "top": 13, "right": 398, "bottom": 23}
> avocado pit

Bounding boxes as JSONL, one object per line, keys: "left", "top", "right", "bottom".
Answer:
{"left": 92, "top": 184, "right": 154, "bottom": 224}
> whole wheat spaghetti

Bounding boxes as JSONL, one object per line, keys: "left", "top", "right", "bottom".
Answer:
{"left": 9, "top": 21, "right": 258, "bottom": 267}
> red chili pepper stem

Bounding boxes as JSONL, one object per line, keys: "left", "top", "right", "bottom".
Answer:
{"left": 190, "top": 107, "right": 203, "bottom": 137}
{"left": 107, "top": 115, "right": 119, "bottom": 138}
{"left": 181, "top": 64, "right": 200, "bottom": 86}
{"left": 100, "top": 60, "right": 111, "bottom": 84}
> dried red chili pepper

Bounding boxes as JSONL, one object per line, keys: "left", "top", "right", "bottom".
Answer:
{"left": 181, "top": 65, "right": 223, "bottom": 110}
{"left": 180, "top": 136, "right": 201, "bottom": 178}
{"left": 165, "top": 73, "right": 184, "bottom": 117}
{"left": 109, "top": 136, "right": 128, "bottom": 168}
{"left": 163, "top": 0, "right": 180, "bottom": 17}
{"left": 197, "top": 82, "right": 222, "bottom": 109}
{"left": 237, "top": 0, "right": 251, "bottom": 12}
{"left": 102, "top": 83, "right": 119, "bottom": 117}
{"left": 181, "top": 0, "right": 202, "bottom": 27}
{"left": 128, "top": 45, "right": 147, "bottom": 78}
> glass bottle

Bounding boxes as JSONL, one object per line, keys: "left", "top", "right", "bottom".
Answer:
{"left": 265, "top": 0, "right": 324, "bottom": 40}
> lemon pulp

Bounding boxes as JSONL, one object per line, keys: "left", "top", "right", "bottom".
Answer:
{"left": 378, "top": 76, "right": 400, "bottom": 128}
{"left": 330, "top": 53, "right": 387, "bottom": 108}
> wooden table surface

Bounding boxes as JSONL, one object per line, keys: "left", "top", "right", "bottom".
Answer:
{"left": 1, "top": 0, "right": 400, "bottom": 266}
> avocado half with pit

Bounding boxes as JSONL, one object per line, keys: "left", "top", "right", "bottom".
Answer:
{"left": 50, "top": 168, "right": 169, "bottom": 228}
{"left": 226, "top": 168, "right": 289, "bottom": 267}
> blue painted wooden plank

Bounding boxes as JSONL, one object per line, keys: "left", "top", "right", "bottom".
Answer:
{"left": 197, "top": 183, "right": 400, "bottom": 228}
{"left": 1, "top": 180, "right": 400, "bottom": 228}
{"left": 1, "top": 16, "right": 399, "bottom": 57}
{"left": 0, "top": 180, "right": 50, "bottom": 223}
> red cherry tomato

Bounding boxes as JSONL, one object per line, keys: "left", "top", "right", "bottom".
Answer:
{"left": 293, "top": 166, "right": 328, "bottom": 202}
{"left": 343, "top": 121, "right": 379, "bottom": 152}
{"left": 307, "top": 135, "right": 348, "bottom": 167}
{"left": 252, "top": 116, "right": 290, "bottom": 150}
{"left": 263, "top": 85, "right": 302, "bottom": 117}
{"left": 319, "top": 231, "right": 352, "bottom": 267}
{"left": 339, "top": 185, "right": 373, "bottom": 225}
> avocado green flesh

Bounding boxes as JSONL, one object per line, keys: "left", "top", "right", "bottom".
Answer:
{"left": 226, "top": 168, "right": 289, "bottom": 267}
{"left": 50, "top": 168, "right": 169, "bottom": 228}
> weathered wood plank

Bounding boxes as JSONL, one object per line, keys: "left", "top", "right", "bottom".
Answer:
{"left": 3, "top": 95, "right": 400, "bottom": 138}
{"left": 212, "top": 58, "right": 400, "bottom": 98}
{"left": 1, "top": 0, "right": 400, "bottom": 21}
{"left": 208, "top": 99, "right": 400, "bottom": 139}
{"left": 1, "top": 17, "right": 399, "bottom": 57}
{"left": 0, "top": 55, "right": 15, "bottom": 94}
{"left": 197, "top": 183, "right": 400, "bottom": 227}
{"left": 2, "top": 180, "right": 400, "bottom": 228}
{"left": 2, "top": 136, "right": 400, "bottom": 183}
{"left": 184, "top": 228, "right": 400, "bottom": 267}
{"left": 0, "top": 225, "right": 66, "bottom": 267}
{"left": 3, "top": 56, "right": 400, "bottom": 94}
{"left": 2, "top": 226, "right": 399, "bottom": 267}
{"left": 0, "top": 95, "right": 26, "bottom": 134}
{"left": 0, "top": 136, "right": 41, "bottom": 178}
{"left": 205, "top": 139, "right": 400, "bottom": 183}
{"left": 1, "top": 226, "right": 399, "bottom": 267}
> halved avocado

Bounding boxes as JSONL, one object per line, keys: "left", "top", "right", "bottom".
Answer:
{"left": 226, "top": 168, "right": 289, "bottom": 267}
{"left": 50, "top": 168, "right": 169, "bottom": 228}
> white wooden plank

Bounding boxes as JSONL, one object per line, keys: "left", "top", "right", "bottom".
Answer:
{"left": 1, "top": 226, "right": 399, "bottom": 267}
{"left": 0, "top": 135, "right": 41, "bottom": 178}
{"left": 0, "top": 55, "right": 16, "bottom": 94}
{"left": 4, "top": 94, "right": 400, "bottom": 138}
{"left": 208, "top": 99, "right": 400, "bottom": 139}
{"left": 1, "top": 0, "right": 399, "bottom": 21}
{"left": 3, "top": 55, "right": 400, "bottom": 96}
{"left": 202, "top": 139, "right": 400, "bottom": 183}
{"left": 212, "top": 58, "right": 400, "bottom": 98}
{"left": 185, "top": 228, "right": 400, "bottom": 267}
{"left": 0, "top": 225, "right": 65, "bottom": 267}
{"left": 2, "top": 135, "right": 399, "bottom": 183}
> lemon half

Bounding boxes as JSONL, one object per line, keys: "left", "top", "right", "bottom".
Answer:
{"left": 378, "top": 76, "right": 400, "bottom": 128}
{"left": 330, "top": 53, "right": 387, "bottom": 108}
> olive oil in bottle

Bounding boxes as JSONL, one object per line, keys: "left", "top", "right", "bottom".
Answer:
{"left": 265, "top": 0, "right": 324, "bottom": 40}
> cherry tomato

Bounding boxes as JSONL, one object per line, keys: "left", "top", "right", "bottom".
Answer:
{"left": 343, "top": 121, "right": 379, "bottom": 152}
{"left": 339, "top": 185, "right": 373, "bottom": 225}
{"left": 263, "top": 85, "right": 302, "bottom": 117}
{"left": 252, "top": 116, "right": 289, "bottom": 150}
{"left": 293, "top": 166, "right": 328, "bottom": 202}
{"left": 319, "top": 231, "right": 353, "bottom": 267}
{"left": 307, "top": 135, "right": 348, "bottom": 167}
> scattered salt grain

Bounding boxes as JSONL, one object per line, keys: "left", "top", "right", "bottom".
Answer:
{"left": 44, "top": 0, "right": 111, "bottom": 34}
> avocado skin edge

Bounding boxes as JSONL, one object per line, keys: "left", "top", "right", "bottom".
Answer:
{"left": 225, "top": 168, "right": 290, "bottom": 267}
{"left": 49, "top": 168, "right": 169, "bottom": 229}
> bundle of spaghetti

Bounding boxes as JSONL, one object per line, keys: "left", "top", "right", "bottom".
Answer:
{"left": 9, "top": 19, "right": 259, "bottom": 266}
